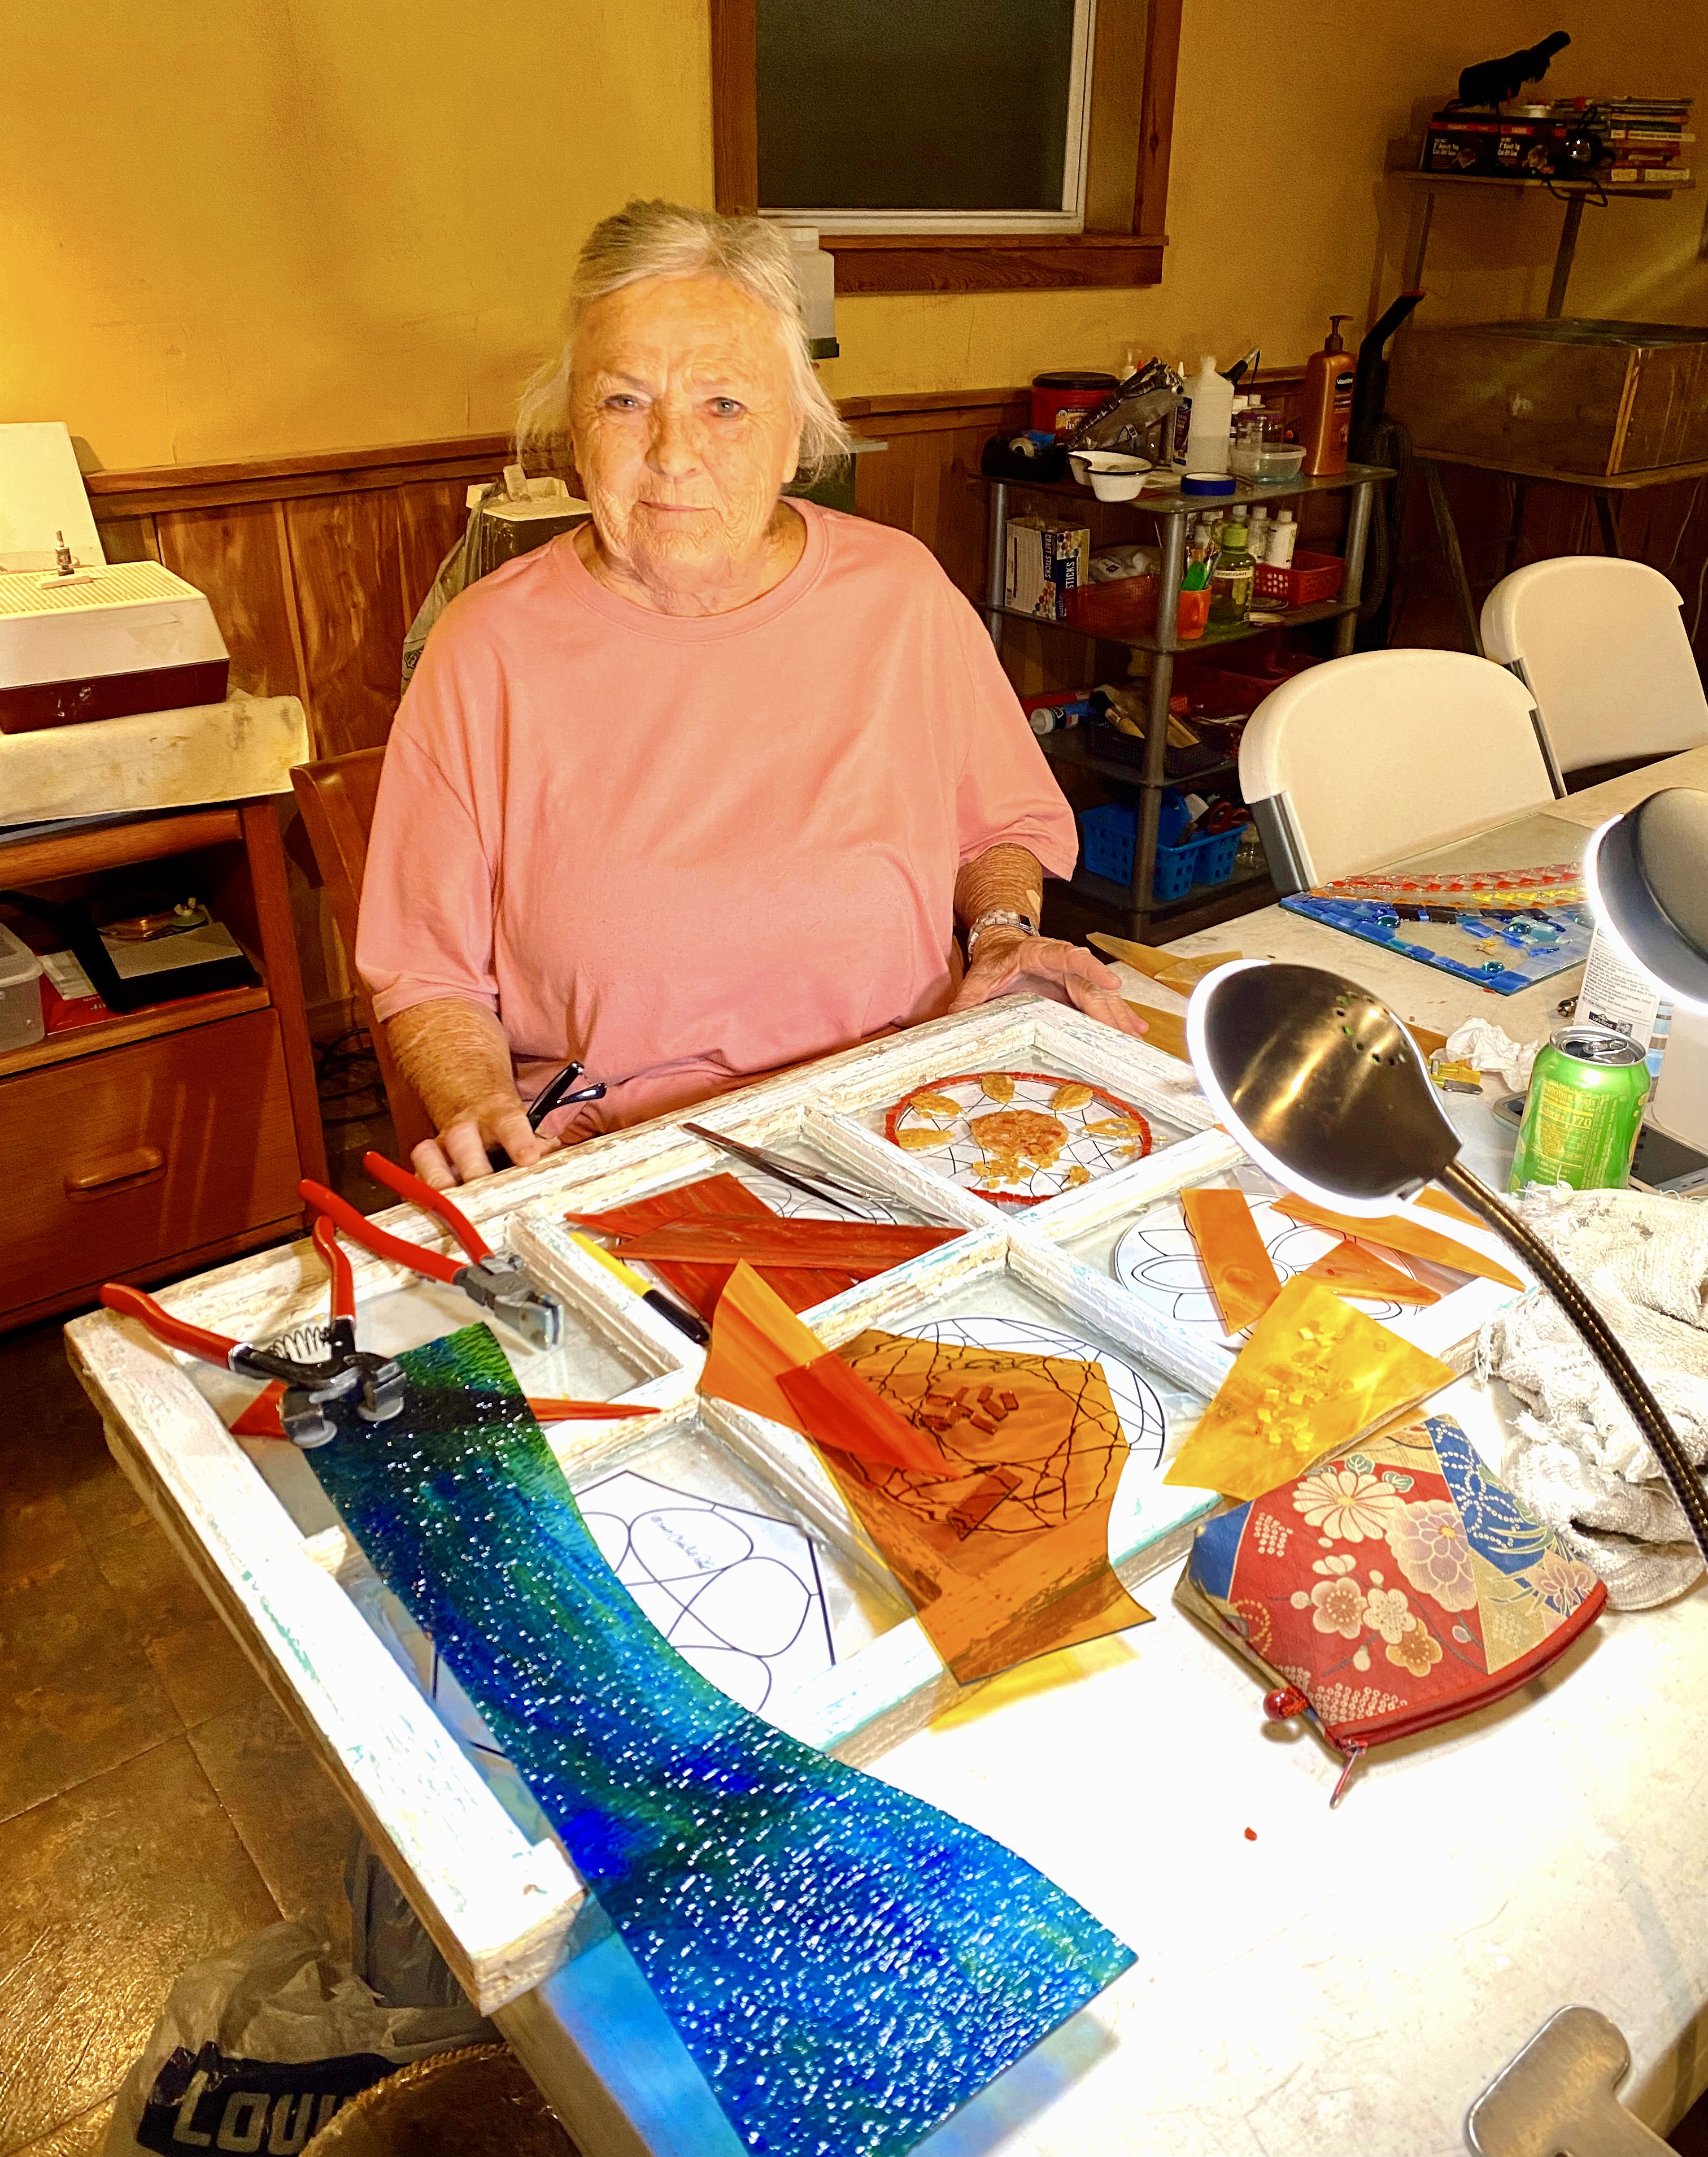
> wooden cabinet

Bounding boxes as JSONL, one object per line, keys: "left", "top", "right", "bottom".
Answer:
{"left": 0, "top": 800, "right": 325, "bottom": 1330}
{"left": 1, "top": 1008, "right": 302, "bottom": 1315}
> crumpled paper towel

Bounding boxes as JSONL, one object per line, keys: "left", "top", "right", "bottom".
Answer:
{"left": 1474, "top": 1184, "right": 1708, "bottom": 1607}
{"left": 1442, "top": 1017, "right": 1541, "bottom": 1094}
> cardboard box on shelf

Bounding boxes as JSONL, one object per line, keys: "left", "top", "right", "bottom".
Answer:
{"left": 1004, "top": 516, "right": 1090, "bottom": 622}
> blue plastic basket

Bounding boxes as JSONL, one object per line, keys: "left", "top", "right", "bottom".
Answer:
{"left": 1079, "top": 798, "right": 1205, "bottom": 901}
{"left": 1152, "top": 835, "right": 1205, "bottom": 903}
{"left": 1192, "top": 827, "right": 1242, "bottom": 889}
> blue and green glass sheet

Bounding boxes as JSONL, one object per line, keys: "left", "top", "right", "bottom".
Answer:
{"left": 312, "top": 1324, "right": 1132, "bottom": 2157}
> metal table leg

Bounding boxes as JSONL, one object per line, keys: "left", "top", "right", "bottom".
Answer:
{"left": 1546, "top": 194, "right": 1585, "bottom": 319}
{"left": 1334, "top": 480, "right": 1374, "bottom": 655}
{"left": 1504, "top": 479, "right": 1530, "bottom": 576}
{"left": 1423, "top": 458, "right": 1485, "bottom": 656}
{"left": 1593, "top": 490, "right": 1623, "bottom": 557}
{"left": 982, "top": 481, "right": 1009, "bottom": 646}
{"left": 1132, "top": 515, "right": 1187, "bottom": 933}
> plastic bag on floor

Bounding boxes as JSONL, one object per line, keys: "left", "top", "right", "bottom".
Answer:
{"left": 103, "top": 1919, "right": 491, "bottom": 2156}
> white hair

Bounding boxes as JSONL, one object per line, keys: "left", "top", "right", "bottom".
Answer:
{"left": 516, "top": 199, "right": 852, "bottom": 482}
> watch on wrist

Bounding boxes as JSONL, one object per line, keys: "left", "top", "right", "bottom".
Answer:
{"left": 966, "top": 908, "right": 1039, "bottom": 958}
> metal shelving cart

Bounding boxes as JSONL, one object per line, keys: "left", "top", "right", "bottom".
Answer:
{"left": 982, "top": 464, "right": 1391, "bottom": 938}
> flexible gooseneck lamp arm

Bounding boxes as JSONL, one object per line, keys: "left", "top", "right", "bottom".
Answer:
{"left": 1185, "top": 946, "right": 1708, "bottom": 1569}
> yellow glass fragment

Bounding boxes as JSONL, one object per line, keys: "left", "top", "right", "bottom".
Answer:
{"left": 1164, "top": 1275, "right": 1454, "bottom": 1502}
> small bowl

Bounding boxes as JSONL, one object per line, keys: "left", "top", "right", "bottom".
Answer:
{"left": 1090, "top": 467, "right": 1147, "bottom": 501}
{"left": 1255, "top": 444, "right": 1307, "bottom": 484}
{"left": 1070, "top": 449, "right": 1150, "bottom": 491}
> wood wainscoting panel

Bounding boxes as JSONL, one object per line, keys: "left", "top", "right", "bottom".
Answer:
{"left": 395, "top": 476, "right": 475, "bottom": 637}
{"left": 851, "top": 393, "right": 1029, "bottom": 601}
{"left": 283, "top": 488, "right": 409, "bottom": 757}
{"left": 155, "top": 499, "right": 308, "bottom": 707}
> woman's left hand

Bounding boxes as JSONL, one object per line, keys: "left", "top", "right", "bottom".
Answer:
{"left": 948, "top": 930, "right": 1148, "bottom": 1037}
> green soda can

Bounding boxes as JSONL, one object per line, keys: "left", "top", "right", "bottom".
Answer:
{"left": 1508, "top": 1026, "right": 1650, "bottom": 1194}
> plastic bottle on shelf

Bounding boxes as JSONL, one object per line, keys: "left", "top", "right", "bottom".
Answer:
{"left": 1300, "top": 316, "right": 1354, "bottom": 476}
{"left": 1209, "top": 519, "right": 1256, "bottom": 625}
{"left": 1183, "top": 356, "right": 1235, "bottom": 475}
{"left": 1247, "top": 504, "right": 1271, "bottom": 560}
{"left": 1266, "top": 508, "right": 1299, "bottom": 568}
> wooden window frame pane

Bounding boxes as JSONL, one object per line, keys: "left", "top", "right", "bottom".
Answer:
{"left": 711, "top": 0, "right": 1180, "bottom": 294}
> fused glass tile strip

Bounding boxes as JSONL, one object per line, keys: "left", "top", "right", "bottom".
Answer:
{"left": 312, "top": 1325, "right": 1133, "bottom": 2157}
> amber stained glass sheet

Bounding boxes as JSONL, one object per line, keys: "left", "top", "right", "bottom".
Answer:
{"left": 312, "top": 1324, "right": 1134, "bottom": 2157}
{"left": 701, "top": 1267, "right": 1153, "bottom": 1684}
{"left": 1165, "top": 1275, "right": 1455, "bottom": 1503}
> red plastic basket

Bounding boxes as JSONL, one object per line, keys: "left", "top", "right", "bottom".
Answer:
{"left": 1253, "top": 550, "right": 1344, "bottom": 608}
{"left": 1065, "top": 573, "right": 1158, "bottom": 636}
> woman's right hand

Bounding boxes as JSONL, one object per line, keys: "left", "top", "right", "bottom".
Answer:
{"left": 412, "top": 1090, "right": 561, "bottom": 1189}
{"left": 385, "top": 999, "right": 563, "bottom": 1189}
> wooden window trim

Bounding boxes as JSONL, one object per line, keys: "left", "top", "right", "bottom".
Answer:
{"left": 710, "top": 0, "right": 1180, "bottom": 294}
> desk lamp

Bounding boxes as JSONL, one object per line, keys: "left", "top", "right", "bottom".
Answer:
{"left": 1185, "top": 789, "right": 1708, "bottom": 1566}
{"left": 1585, "top": 789, "right": 1708, "bottom": 1156}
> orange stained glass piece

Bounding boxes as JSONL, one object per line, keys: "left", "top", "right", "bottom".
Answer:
{"left": 696, "top": 1266, "right": 1152, "bottom": 1685}
{"left": 1164, "top": 1273, "right": 1455, "bottom": 1503}
{"left": 1180, "top": 1188, "right": 1283, "bottom": 1332}
{"left": 828, "top": 1330, "right": 1153, "bottom": 1684}
{"left": 567, "top": 1173, "right": 861, "bottom": 1316}
{"left": 604, "top": 1217, "right": 958, "bottom": 1272}
{"left": 699, "top": 1263, "right": 944, "bottom": 1474}
{"left": 1301, "top": 1237, "right": 1441, "bottom": 1306}
{"left": 695, "top": 1260, "right": 829, "bottom": 1436}
{"left": 1269, "top": 1194, "right": 1523, "bottom": 1291}
{"left": 1411, "top": 1186, "right": 1483, "bottom": 1231}
{"left": 776, "top": 1355, "right": 950, "bottom": 1476}
{"left": 228, "top": 1381, "right": 656, "bottom": 1441}
{"left": 1121, "top": 1001, "right": 1189, "bottom": 1062}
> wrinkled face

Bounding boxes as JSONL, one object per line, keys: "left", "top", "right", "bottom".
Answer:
{"left": 568, "top": 274, "right": 803, "bottom": 582}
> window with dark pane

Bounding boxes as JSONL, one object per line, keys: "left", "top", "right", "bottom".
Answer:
{"left": 756, "top": 0, "right": 1081, "bottom": 214}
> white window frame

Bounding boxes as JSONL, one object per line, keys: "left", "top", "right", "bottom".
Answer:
{"left": 757, "top": 0, "right": 1099, "bottom": 237}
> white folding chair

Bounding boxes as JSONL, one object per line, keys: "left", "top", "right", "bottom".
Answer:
{"left": 1239, "top": 649, "right": 1555, "bottom": 895}
{"left": 1481, "top": 557, "right": 1708, "bottom": 789}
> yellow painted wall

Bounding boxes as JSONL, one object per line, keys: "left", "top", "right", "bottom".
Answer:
{"left": 3, "top": 0, "right": 1703, "bottom": 470}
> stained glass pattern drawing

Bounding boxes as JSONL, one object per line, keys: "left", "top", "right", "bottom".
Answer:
{"left": 901, "top": 1314, "right": 1167, "bottom": 1468}
{"left": 884, "top": 1072, "right": 1152, "bottom": 1206}
{"left": 1113, "top": 1194, "right": 1453, "bottom": 1350}
{"left": 577, "top": 1467, "right": 835, "bottom": 1715}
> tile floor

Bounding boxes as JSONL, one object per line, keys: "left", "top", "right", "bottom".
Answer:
{"left": 0, "top": 1110, "right": 389, "bottom": 2156}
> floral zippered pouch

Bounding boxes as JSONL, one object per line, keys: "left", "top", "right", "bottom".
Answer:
{"left": 1174, "top": 1412, "right": 1606, "bottom": 1801}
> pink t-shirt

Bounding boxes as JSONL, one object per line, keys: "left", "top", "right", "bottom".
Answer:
{"left": 356, "top": 499, "right": 1078, "bottom": 1135}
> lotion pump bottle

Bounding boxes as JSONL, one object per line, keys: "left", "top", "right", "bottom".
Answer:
{"left": 1301, "top": 315, "right": 1354, "bottom": 476}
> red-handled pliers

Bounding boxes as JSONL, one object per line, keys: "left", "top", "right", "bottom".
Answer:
{"left": 300, "top": 1151, "right": 564, "bottom": 1354}
{"left": 102, "top": 1218, "right": 406, "bottom": 1449}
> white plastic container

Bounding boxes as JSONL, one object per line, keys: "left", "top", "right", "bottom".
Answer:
{"left": 0, "top": 920, "right": 45, "bottom": 1051}
{"left": 1266, "top": 509, "right": 1299, "bottom": 567}
{"left": 1182, "top": 356, "right": 1234, "bottom": 475}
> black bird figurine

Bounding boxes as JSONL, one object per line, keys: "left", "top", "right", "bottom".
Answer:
{"left": 1454, "top": 30, "right": 1570, "bottom": 109}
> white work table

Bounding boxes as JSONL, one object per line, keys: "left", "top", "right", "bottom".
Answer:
{"left": 1126, "top": 747, "right": 1708, "bottom": 1051}
{"left": 62, "top": 776, "right": 1708, "bottom": 2154}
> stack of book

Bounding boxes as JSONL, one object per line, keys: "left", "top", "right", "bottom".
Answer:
{"left": 1577, "top": 97, "right": 1692, "bottom": 188}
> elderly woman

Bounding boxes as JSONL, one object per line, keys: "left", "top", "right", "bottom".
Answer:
{"left": 358, "top": 199, "right": 1140, "bottom": 1188}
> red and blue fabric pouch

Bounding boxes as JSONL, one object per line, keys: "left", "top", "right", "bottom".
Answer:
{"left": 1175, "top": 1411, "right": 1607, "bottom": 1799}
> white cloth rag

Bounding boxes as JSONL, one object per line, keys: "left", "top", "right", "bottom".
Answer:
{"left": 1443, "top": 1017, "right": 1541, "bottom": 1094}
{"left": 1474, "top": 1185, "right": 1708, "bottom": 1606}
